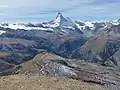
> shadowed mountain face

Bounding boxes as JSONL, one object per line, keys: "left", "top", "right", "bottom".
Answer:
{"left": 0, "top": 13, "right": 86, "bottom": 68}
{"left": 71, "top": 35, "right": 120, "bottom": 66}
{"left": 0, "top": 13, "right": 120, "bottom": 90}
{"left": 0, "top": 13, "right": 120, "bottom": 68}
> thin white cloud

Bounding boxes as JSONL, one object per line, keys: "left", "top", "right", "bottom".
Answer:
{"left": 0, "top": 0, "right": 120, "bottom": 22}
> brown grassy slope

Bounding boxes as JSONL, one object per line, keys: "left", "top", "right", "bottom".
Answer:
{"left": 0, "top": 75, "right": 106, "bottom": 90}
{"left": 71, "top": 35, "right": 108, "bottom": 61}
{"left": 12, "top": 52, "right": 120, "bottom": 90}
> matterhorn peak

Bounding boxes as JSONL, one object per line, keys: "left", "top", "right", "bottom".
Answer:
{"left": 56, "top": 13, "right": 63, "bottom": 19}
{"left": 55, "top": 12, "right": 67, "bottom": 24}
{"left": 54, "top": 12, "right": 76, "bottom": 28}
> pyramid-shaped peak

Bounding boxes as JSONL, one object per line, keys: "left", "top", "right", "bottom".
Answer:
{"left": 56, "top": 13, "right": 63, "bottom": 19}
{"left": 55, "top": 13, "right": 67, "bottom": 24}
{"left": 54, "top": 13, "right": 77, "bottom": 28}
{"left": 58, "top": 12, "right": 62, "bottom": 16}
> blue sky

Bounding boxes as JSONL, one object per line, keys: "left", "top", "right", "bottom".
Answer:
{"left": 0, "top": 0, "right": 120, "bottom": 22}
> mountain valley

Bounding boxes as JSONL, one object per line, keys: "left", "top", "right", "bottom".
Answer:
{"left": 0, "top": 13, "right": 120, "bottom": 90}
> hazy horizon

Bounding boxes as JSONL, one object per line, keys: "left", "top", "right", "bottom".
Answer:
{"left": 0, "top": 0, "right": 120, "bottom": 22}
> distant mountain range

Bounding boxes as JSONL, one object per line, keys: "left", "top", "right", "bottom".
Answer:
{"left": 0, "top": 13, "right": 120, "bottom": 90}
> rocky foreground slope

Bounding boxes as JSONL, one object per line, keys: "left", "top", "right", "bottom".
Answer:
{"left": 0, "top": 51, "right": 118, "bottom": 90}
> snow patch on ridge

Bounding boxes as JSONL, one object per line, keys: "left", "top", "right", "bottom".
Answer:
{"left": 0, "top": 24, "right": 54, "bottom": 31}
{"left": 0, "top": 30, "right": 6, "bottom": 35}
{"left": 84, "top": 21, "right": 94, "bottom": 28}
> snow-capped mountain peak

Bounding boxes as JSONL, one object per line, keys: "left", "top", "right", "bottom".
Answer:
{"left": 55, "top": 13, "right": 65, "bottom": 23}
{"left": 54, "top": 13, "right": 68, "bottom": 26}
{"left": 54, "top": 13, "right": 77, "bottom": 29}
{"left": 1, "top": 13, "right": 120, "bottom": 38}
